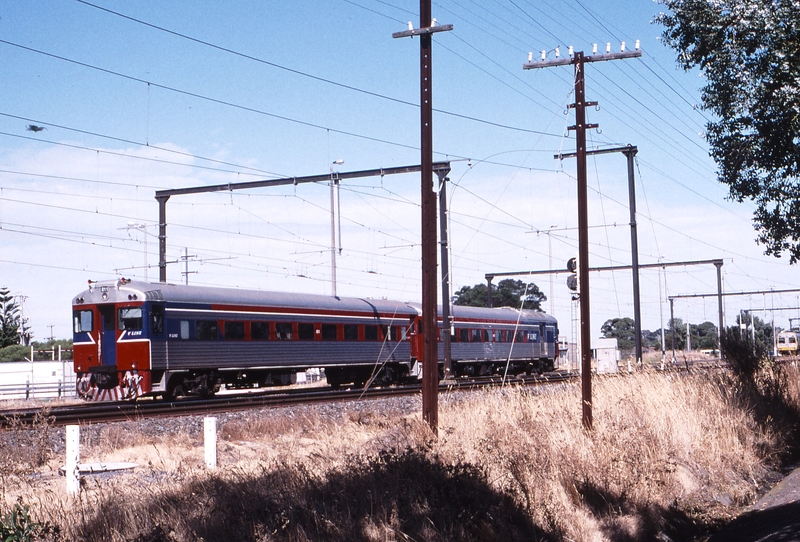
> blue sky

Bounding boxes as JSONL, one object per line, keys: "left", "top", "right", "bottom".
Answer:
{"left": 1, "top": 1, "right": 797, "bottom": 343}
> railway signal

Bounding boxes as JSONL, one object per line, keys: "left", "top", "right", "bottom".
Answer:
{"left": 566, "top": 257, "right": 578, "bottom": 293}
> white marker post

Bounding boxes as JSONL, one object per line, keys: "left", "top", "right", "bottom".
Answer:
{"left": 204, "top": 417, "right": 217, "bottom": 469}
{"left": 65, "top": 425, "right": 80, "bottom": 495}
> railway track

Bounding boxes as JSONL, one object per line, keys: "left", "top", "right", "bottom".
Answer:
{"left": 0, "top": 372, "right": 575, "bottom": 428}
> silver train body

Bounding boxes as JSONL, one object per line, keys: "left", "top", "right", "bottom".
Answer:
{"left": 72, "top": 279, "right": 558, "bottom": 400}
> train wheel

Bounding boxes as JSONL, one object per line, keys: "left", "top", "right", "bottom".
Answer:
{"left": 163, "top": 376, "right": 185, "bottom": 401}
{"left": 325, "top": 368, "right": 343, "bottom": 390}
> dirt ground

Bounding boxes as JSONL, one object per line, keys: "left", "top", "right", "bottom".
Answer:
{"left": 709, "top": 466, "right": 800, "bottom": 541}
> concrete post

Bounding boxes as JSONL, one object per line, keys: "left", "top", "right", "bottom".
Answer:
{"left": 66, "top": 425, "right": 80, "bottom": 495}
{"left": 204, "top": 417, "right": 217, "bottom": 469}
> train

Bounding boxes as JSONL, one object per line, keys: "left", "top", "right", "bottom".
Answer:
{"left": 72, "top": 279, "right": 559, "bottom": 401}
{"left": 776, "top": 330, "right": 799, "bottom": 356}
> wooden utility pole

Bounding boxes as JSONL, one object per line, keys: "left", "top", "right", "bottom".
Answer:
{"left": 525, "top": 44, "right": 641, "bottom": 430}
{"left": 393, "top": 5, "right": 452, "bottom": 436}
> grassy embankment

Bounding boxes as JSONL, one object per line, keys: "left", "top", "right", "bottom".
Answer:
{"left": 2, "top": 356, "right": 799, "bottom": 541}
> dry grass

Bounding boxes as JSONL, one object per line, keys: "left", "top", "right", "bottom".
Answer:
{"left": 2, "top": 364, "right": 800, "bottom": 541}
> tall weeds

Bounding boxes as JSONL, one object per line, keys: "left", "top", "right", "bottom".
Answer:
{"left": 5, "top": 367, "right": 799, "bottom": 541}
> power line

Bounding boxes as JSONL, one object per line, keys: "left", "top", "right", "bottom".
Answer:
{"left": 0, "top": 130, "right": 274, "bottom": 177}
{"left": 72, "top": 2, "right": 562, "bottom": 138}
{"left": 0, "top": 111, "right": 286, "bottom": 178}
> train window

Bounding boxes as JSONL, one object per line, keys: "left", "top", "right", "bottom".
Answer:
{"left": 118, "top": 307, "right": 143, "bottom": 331}
{"left": 224, "top": 321, "right": 245, "bottom": 340}
{"left": 365, "top": 325, "right": 378, "bottom": 341}
{"left": 516, "top": 330, "right": 525, "bottom": 342}
{"left": 791, "top": 336, "right": 797, "bottom": 344}
{"left": 180, "top": 320, "right": 190, "bottom": 340}
{"left": 251, "top": 322, "right": 270, "bottom": 340}
{"left": 150, "top": 305, "right": 164, "bottom": 334}
{"left": 298, "top": 323, "right": 315, "bottom": 341}
{"left": 459, "top": 328, "right": 469, "bottom": 342}
{"left": 74, "top": 310, "right": 93, "bottom": 333}
{"left": 275, "top": 322, "right": 292, "bottom": 340}
{"left": 344, "top": 324, "right": 359, "bottom": 341}
{"left": 527, "top": 331, "right": 539, "bottom": 343}
{"left": 196, "top": 320, "right": 219, "bottom": 340}
{"left": 471, "top": 329, "right": 482, "bottom": 342}
{"left": 321, "top": 324, "right": 337, "bottom": 341}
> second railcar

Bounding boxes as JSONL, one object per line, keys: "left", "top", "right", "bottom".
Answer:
{"left": 444, "top": 305, "right": 558, "bottom": 376}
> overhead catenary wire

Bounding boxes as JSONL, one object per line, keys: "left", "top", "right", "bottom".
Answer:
{"left": 1, "top": 0, "right": 796, "bottom": 339}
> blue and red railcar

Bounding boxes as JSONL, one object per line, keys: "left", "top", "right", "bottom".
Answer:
{"left": 72, "top": 279, "right": 558, "bottom": 400}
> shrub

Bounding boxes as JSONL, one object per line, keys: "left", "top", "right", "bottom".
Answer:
{"left": 0, "top": 499, "right": 59, "bottom": 541}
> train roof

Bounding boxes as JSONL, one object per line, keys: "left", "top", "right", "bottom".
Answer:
{"left": 408, "top": 302, "right": 558, "bottom": 326}
{"left": 73, "top": 279, "right": 419, "bottom": 317}
{"left": 452, "top": 304, "right": 557, "bottom": 325}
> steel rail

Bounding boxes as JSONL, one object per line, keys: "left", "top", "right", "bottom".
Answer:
{"left": 0, "top": 373, "right": 577, "bottom": 428}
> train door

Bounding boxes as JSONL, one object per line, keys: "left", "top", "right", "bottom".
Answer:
{"left": 409, "top": 316, "right": 423, "bottom": 360}
{"left": 527, "top": 326, "right": 542, "bottom": 359}
{"left": 544, "top": 325, "right": 556, "bottom": 358}
{"left": 98, "top": 304, "right": 117, "bottom": 367}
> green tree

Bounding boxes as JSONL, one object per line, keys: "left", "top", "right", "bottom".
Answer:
{"left": 663, "top": 317, "right": 687, "bottom": 351}
{"left": 654, "top": 319, "right": 721, "bottom": 352}
{"left": 452, "top": 279, "right": 546, "bottom": 310}
{"left": 642, "top": 329, "right": 663, "bottom": 350}
{"left": 600, "top": 317, "right": 637, "bottom": 351}
{"left": 0, "top": 288, "right": 20, "bottom": 348}
{"left": 657, "top": 1, "right": 800, "bottom": 262}
{"left": 693, "top": 321, "right": 719, "bottom": 350}
{"left": 732, "top": 313, "right": 774, "bottom": 354}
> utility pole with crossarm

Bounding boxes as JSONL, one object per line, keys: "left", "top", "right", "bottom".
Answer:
{"left": 524, "top": 42, "right": 641, "bottom": 431}
{"left": 393, "top": 4, "right": 452, "bottom": 436}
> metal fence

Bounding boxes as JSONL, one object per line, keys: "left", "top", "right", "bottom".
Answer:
{"left": 0, "top": 379, "right": 76, "bottom": 400}
{"left": 0, "top": 360, "right": 77, "bottom": 400}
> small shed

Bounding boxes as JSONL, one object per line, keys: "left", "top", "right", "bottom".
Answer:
{"left": 593, "top": 338, "right": 619, "bottom": 373}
